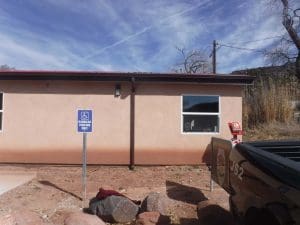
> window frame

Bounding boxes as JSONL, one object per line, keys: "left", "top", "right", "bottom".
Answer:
{"left": 181, "top": 94, "right": 221, "bottom": 135}
{"left": 0, "top": 92, "right": 3, "bottom": 132}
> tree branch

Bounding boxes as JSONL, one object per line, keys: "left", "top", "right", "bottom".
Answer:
{"left": 281, "top": 0, "right": 300, "bottom": 50}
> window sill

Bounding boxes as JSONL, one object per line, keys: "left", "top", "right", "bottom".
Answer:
{"left": 181, "top": 132, "right": 220, "bottom": 135}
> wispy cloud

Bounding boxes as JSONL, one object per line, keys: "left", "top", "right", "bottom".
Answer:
{"left": 0, "top": 0, "right": 289, "bottom": 73}
{"left": 84, "top": 1, "right": 210, "bottom": 60}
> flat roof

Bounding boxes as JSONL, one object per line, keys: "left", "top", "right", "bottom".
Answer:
{"left": 0, "top": 70, "right": 255, "bottom": 85}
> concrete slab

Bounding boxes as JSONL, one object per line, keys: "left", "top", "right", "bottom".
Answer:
{"left": 0, "top": 171, "right": 36, "bottom": 195}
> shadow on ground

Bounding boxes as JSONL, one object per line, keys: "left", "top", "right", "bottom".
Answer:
{"left": 38, "top": 180, "right": 82, "bottom": 200}
{"left": 166, "top": 180, "right": 208, "bottom": 205}
{"left": 166, "top": 180, "right": 235, "bottom": 225}
{"left": 196, "top": 203, "right": 236, "bottom": 225}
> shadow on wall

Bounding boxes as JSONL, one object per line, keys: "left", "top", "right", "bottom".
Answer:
{"left": 1, "top": 80, "right": 132, "bottom": 98}
{"left": 202, "top": 143, "right": 212, "bottom": 165}
{"left": 1, "top": 80, "right": 242, "bottom": 98}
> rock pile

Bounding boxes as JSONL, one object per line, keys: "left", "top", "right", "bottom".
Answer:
{"left": 140, "top": 192, "right": 168, "bottom": 216}
{"left": 88, "top": 190, "right": 170, "bottom": 224}
{"left": 89, "top": 195, "right": 139, "bottom": 223}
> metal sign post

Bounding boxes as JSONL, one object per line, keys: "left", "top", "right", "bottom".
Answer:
{"left": 82, "top": 132, "right": 87, "bottom": 207}
{"left": 77, "top": 109, "right": 93, "bottom": 208}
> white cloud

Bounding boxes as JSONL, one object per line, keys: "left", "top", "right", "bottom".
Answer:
{"left": 0, "top": 29, "right": 118, "bottom": 70}
{"left": 0, "top": 33, "right": 67, "bottom": 69}
{"left": 0, "top": 0, "right": 290, "bottom": 72}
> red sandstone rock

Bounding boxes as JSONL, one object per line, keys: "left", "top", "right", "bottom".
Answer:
{"left": 141, "top": 192, "right": 168, "bottom": 215}
{"left": 64, "top": 212, "right": 105, "bottom": 225}
{"left": 135, "top": 212, "right": 170, "bottom": 225}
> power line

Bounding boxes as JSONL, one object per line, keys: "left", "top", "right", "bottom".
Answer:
{"left": 218, "top": 43, "right": 267, "bottom": 53}
{"left": 212, "top": 40, "right": 217, "bottom": 73}
{"left": 208, "top": 36, "right": 284, "bottom": 57}
{"left": 238, "top": 36, "right": 283, "bottom": 44}
{"left": 225, "top": 35, "right": 283, "bottom": 45}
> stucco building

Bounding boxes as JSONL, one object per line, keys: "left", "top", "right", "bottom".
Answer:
{"left": 0, "top": 71, "right": 254, "bottom": 166}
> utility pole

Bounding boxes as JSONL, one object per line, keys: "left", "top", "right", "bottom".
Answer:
{"left": 210, "top": 40, "right": 217, "bottom": 192}
{"left": 212, "top": 40, "right": 217, "bottom": 74}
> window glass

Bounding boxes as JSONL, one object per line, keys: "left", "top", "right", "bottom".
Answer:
{"left": 183, "top": 96, "right": 219, "bottom": 113}
{"left": 183, "top": 115, "right": 219, "bottom": 132}
{"left": 182, "top": 95, "right": 220, "bottom": 133}
{"left": 0, "top": 112, "right": 2, "bottom": 130}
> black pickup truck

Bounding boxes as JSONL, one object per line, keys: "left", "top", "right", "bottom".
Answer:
{"left": 211, "top": 138, "right": 300, "bottom": 225}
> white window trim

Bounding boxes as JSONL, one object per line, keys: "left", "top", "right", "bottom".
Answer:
{"left": 0, "top": 92, "right": 3, "bottom": 132}
{"left": 181, "top": 94, "right": 221, "bottom": 135}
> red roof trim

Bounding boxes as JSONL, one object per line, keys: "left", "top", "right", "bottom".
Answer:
{"left": 0, "top": 70, "right": 255, "bottom": 84}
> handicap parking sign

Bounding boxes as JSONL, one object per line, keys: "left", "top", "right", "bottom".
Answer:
{"left": 77, "top": 110, "right": 92, "bottom": 133}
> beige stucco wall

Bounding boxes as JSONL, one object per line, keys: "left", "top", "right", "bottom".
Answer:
{"left": 134, "top": 83, "right": 242, "bottom": 164}
{"left": 0, "top": 81, "right": 242, "bottom": 165}
{"left": 0, "top": 81, "right": 131, "bottom": 164}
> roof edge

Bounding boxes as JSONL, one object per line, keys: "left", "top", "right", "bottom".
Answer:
{"left": 0, "top": 70, "right": 255, "bottom": 85}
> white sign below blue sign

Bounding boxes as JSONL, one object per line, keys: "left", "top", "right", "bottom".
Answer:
{"left": 77, "top": 110, "right": 93, "bottom": 133}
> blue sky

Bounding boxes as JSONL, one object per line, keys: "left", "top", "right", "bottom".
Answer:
{"left": 0, "top": 0, "right": 297, "bottom": 73}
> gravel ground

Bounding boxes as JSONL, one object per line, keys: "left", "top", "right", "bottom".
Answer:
{"left": 0, "top": 165, "right": 229, "bottom": 225}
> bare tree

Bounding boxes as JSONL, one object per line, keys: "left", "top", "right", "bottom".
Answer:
{"left": 282, "top": 0, "right": 300, "bottom": 79}
{"left": 267, "top": 0, "right": 300, "bottom": 79}
{"left": 0, "top": 64, "right": 15, "bottom": 70}
{"left": 173, "top": 47, "right": 212, "bottom": 74}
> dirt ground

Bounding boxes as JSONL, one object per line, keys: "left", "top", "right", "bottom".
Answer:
{"left": 0, "top": 165, "right": 229, "bottom": 225}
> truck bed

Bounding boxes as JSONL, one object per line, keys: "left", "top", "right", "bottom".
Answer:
{"left": 235, "top": 140, "right": 300, "bottom": 189}
{"left": 211, "top": 137, "right": 300, "bottom": 223}
{"left": 246, "top": 140, "right": 300, "bottom": 162}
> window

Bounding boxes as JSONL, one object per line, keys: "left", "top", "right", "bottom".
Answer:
{"left": 182, "top": 95, "right": 220, "bottom": 133}
{"left": 0, "top": 93, "right": 2, "bottom": 131}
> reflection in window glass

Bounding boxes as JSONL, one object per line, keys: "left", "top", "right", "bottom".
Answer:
{"left": 183, "top": 115, "right": 219, "bottom": 132}
{"left": 182, "top": 95, "right": 219, "bottom": 133}
{"left": 0, "top": 93, "right": 2, "bottom": 110}
{"left": 183, "top": 96, "right": 219, "bottom": 113}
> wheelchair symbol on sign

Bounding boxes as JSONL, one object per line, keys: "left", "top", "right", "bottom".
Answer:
{"left": 80, "top": 112, "right": 89, "bottom": 121}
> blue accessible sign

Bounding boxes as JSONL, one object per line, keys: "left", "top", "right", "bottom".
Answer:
{"left": 77, "top": 110, "right": 93, "bottom": 133}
